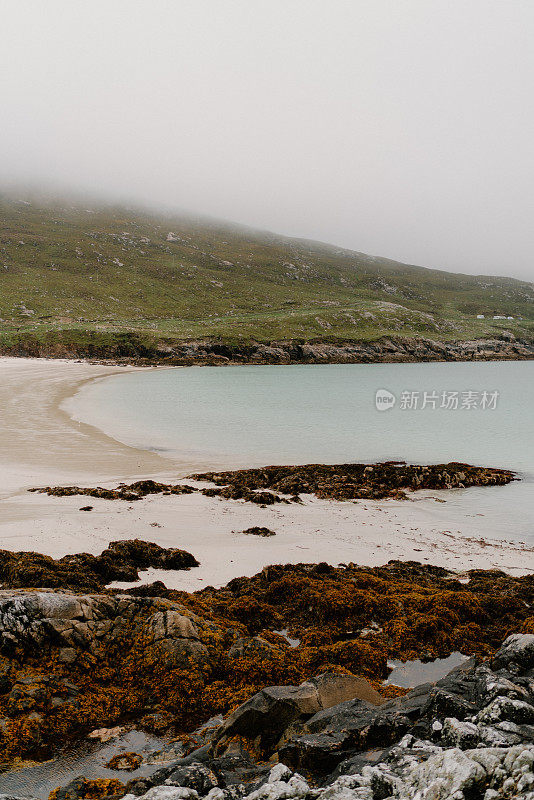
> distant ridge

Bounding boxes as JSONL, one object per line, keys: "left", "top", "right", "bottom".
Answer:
{"left": 0, "top": 194, "right": 532, "bottom": 358}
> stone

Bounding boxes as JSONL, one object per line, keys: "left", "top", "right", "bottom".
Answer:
{"left": 214, "top": 673, "right": 381, "bottom": 757}
{"left": 106, "top": 752, "right": 143, "bottom": 771}
{"left": 139, "top": 789, "right": 199, "bottom": 800}
{"left": 147, "top": 611, "right": 200, "bottom": 642}
{"left": 228, "top": 637, "right": 281, "bottom": 661}
{"left": 164, "top": 763, "right": 219, "bottom": 794}
{"left": 49, "top": 777, "right": 126, "bottom": 800}
{"left": 309, "top": 673, "right": 385, "bottom": 709}
{"left": 401, "top": 747, "right": 487, "bottom": 799}
{"left": 492, "top": 634, "right": 534, "bottom": 673}
{"left": 440, "top": 717, "right": 480, "bottom": 749}
{"left": 58, "top": 647, "right": 77, "bottom": 664}
{"left": 88, "top": 726, "right": 125, "bottom": 742}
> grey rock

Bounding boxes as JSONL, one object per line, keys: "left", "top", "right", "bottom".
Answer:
{"left": 493, "top": 633, "right": 534, "bottom": 673}
{"left": 214, "top": 673, "right": 384, "bottom": 757}
{"left": 164, "top": 763, "right": 219, "bottom": 794}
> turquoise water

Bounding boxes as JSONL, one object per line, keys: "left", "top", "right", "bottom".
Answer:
{"left": 67, "top": 361, "right": 534, "bottom": 542}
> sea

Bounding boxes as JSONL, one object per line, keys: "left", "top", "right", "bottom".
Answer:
{"left": 64, "top": 361, "right": 534, "bottom": 544}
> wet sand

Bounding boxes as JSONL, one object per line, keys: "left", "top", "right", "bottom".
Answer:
{"left": 0, "top": 358, "right": 171, "bottom": 500}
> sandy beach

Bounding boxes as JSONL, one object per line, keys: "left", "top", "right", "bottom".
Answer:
{"left": 0, "top": 357, "right": 532, "bottom": 588}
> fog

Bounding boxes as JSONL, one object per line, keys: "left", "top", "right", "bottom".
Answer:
{"left": 1, "top": 1, "right": 533, "bottom": 280}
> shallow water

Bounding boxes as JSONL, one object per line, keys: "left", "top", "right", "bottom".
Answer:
{"left": 384, "top": 652, "right": 469, "bottom": 688}
{"left": 66, "top": 361, "right": 534, "bottom": 544}
{"left": 0, "top": 731, "right": 168, "bottom": 800}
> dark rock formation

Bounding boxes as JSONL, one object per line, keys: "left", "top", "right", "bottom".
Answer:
{"left": 0, "top": 540, "right": 199, "bottom": 591}
{"left": 0, "top": 558, "right": 533, "bottom": 796}
{"left": 64, "top": 633, "right": 534, "bottom": 800}
{"left": 241, "top": 528, "right": 276, "bottom": 537}
{"left": 48, "top": 777, "right": 125, "bottom": 800}
{"left": 4, "top": 334, "right": 534, "bottom": 365}
{"left": 31, "top": 461, "right": 516, "bottom": 505}
{"left": 29, "top": 481, "right": 196, "bottom": 502}
{"left": 105, "top": 752, "right": 143, "bottom": 771}
{"left": 212, "top": 673, "right": 384, "bottom": 758}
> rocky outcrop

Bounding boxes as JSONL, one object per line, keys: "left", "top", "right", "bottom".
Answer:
{"left": 53, "top": 633, "right": 534, "bottom": 800}
{"left": 29, "top": 482, "right": 197, "bottom": 503}
{"left": 0, "top": 588, "right": 222, "bottom": 764}
{"left": 3, "top": 334, "right": 534, "bottom": 365}
{"left": 0, "top": 590, "right": 211, "bottom": 661}
{"left": 191, "top": 462, "right": 515, "bottom": 502}
{"left": 0, "top": 558, "right": 533, "bottom": 785}
{"left": 212, "top": 673, "right": 385, "bottom": 757}
{"left": 0, "top": 540, "right": 199, "bottom": 591}
{"left": 32, "top": 462, "right": 516, "bottom": 505}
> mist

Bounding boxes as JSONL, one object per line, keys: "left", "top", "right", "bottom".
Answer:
{"left": 1, "top": 0, "right": 533, "bottom": 281}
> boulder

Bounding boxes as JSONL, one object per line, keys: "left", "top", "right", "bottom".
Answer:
{"left": 164, "top": 763, "right": 219, "bottom": 794}
{"left": 214, "top": 673, "right": 384, "bottom": 757}
{"left": 227, "top": 637, "right": 282, "bottom": 661}
{"left": 106, "top": 752, "right": 143, "bottom": 771}
{"left": 492, "top": 633, "right": 534, "bottom": 673}
{"left": 146, "top": 610, "right": 208, "bottom": 668}
{"left": 49, "top": 777, "right": 125, "bottom": 800}
{"left": 401, "top": 747, "right": 487, "bottom": 799}
{"left": 309, "top": 673, "right": 385, "bottom": 709}
{"left": 147, "top": 611, "right": 200, "bottom": 642}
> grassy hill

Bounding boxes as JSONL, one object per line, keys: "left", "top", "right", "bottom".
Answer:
{"left": 1, "top": 194, "right": 533, "bottom": 352}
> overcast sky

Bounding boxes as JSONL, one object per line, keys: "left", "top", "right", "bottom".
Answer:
{"left": 1, "top": 1, "right": 533, "bottom": 280}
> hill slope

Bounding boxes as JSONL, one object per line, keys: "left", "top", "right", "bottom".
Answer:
{"left": 0, "top": 195, "right": 533, "bottom": 355}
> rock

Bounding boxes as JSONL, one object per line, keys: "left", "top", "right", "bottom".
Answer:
{"left": 138, "top": 790, "right": 199, "bottom": 800}
{"left": 245, "top": 774, "right": 310, "bottom": 800}
{"left": 34, "top": 462, "right": 516, "bottom": 507}
{"left": 476, "top": 696, "right": 534, "bottom": 726}
{"left": 0, "top": 796, "right": 39, "bottom": 800}
{"left": 492, "top": 633, "right": 534, "bottom": 673}
{"left": 192, "top": 462, "right": 515, "bottom": 503}
{"left": 0, "top": 539, "right": 199, "bottom": 592}
{"left": 38, "top": 627, "right": 534, "bottom": 800}
{"left": 310, "top": 673, "right": 385, "bottom": 709}
{"left": 1, "top": 556, "right": 534, "bottom": 794}
{"left": 440, "top": 717, "right": 480, "bottom": 749}
{"left": 58, "top": 647, "right": 77, "bottom": 664}
{"left": 88, "top": 726, "right": 125, "bottom": 742}
{"left": 228, "top": 637, "right": 282, "bottom": 661}
{"left": 106, "top": 752, "right": 143, "bottom": 771}
{"left": 214, "top": 681, "right": 321, "bottom": 756}
{"left": 401, "top": 747, "right": 487, "bottom": 799}
{"left": 214, "top": 673, "right": 384, "bottom": 758}
{"left": 49, "top": 777, "right": 125, "bottom": 800}
{"left": 241, "top": 528, "right": 276, "bottom": 538}
{"left": 146, "top": 610, "right": 208, "bottom": 668}
{"left": 147, "top": 611, "right": 200, "bottom": 642}
{"left": 164, "top": 763, "right": 219, "bottom": 794}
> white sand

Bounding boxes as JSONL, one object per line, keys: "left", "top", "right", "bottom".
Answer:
{"left": 0, "top": 357, "right": 532, "bottom": 588}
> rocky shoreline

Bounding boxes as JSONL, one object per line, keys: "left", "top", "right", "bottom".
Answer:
{"left": 1, "top": 334, "right": 534, "bottom": 365}
{"left": 30, "top": 462, "right": 516, "bottom": 505}
{"left": 0, "top": 552, "right": 533, "bottom": 799}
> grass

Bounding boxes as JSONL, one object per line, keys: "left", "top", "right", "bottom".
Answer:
{"left": 1, "top": 193, "right": 533, "bottom": 347}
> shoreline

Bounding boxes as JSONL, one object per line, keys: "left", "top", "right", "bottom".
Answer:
{"left": 1, "top": 333, "right": 533, "bottom": 367}
{"left": 0, "top": 357, "right": 533, "bottom": 582}
{"left": 0, "top": 357, "right": 175, "bottom": 497}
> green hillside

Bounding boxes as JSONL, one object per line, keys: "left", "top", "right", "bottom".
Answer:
{"left": 1, "top": 194, "right": 533, "bottom": 348}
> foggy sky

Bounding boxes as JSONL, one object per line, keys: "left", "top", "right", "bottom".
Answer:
{"left": 1, "top": 1, "right": 533, "bottom": 281}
